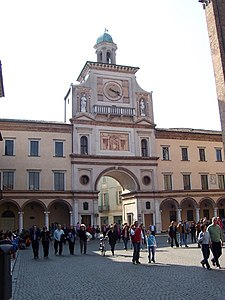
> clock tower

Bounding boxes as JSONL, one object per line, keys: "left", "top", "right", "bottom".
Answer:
{"left": 70, "top": 31, "right": 159, "bottom": 230}
{"left": 200, "top": 0, "right": 225, "bottom": 153}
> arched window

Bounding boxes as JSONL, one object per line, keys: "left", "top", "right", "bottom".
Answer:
{"left": 80, "top": 136, "right": 88, "bottom": 154}
{"left": 106, "top": 51, "right": 111, "bottom": 63}
{"left": 146, "top": 201, "right": 151, "bottom": 209}
{"left": 98, "top": 51, "right": 103, "bottom": 62}
{"left": 141, "top": 139, "right": 148, "bottom": 157}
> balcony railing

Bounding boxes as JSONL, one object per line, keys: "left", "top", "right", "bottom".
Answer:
{"left": 93, "top": 105, "right": 135, "bottom": 116}
{"left": 98, "top": 205, "right": 110, "bottom": 212}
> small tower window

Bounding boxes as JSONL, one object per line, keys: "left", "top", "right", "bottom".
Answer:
{"left": 141, "top": 139, "right": 148, "bottom": 157}
{"left": 80, "top": 136, "right": 88, "bottom": 155}
{"left": 106, "top": 51, "right": 111, "bottom": 63}
{"left": 98, "top": 51, "right": 103, "bottom": 63}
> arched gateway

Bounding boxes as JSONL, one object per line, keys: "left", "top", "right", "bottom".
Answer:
{"left": 70, "top": 31, "right": 159, "bottom": 230}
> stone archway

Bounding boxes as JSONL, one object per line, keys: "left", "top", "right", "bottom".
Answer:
{"left": 22, "top": 200, "right": 47, "bottom": 230}
{"left": 180, "top": 197, "right": 198, "bottom": 222}
{"left": 0, "top": 200, "right": 20, "bottom": 232}
{"left": 95, "top": 167, "right": 140, "bottom": 226}
{"left": 48, "top": 200, "right": 72, "bottom": 229}
{"left": 95, "top": 167, "right": 139, "bottom": 192}
{"left": 199, "top": 197, "right": 215, "bottom": 221}
{"left": 159, "top": 198, "right": 179, "bottom": 232}
{"left": 216, "top": 197, "right": 225, "bottom": 219}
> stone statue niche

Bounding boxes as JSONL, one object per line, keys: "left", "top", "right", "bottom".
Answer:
{"left": 139, "top": 98, "right": 146, "bottom": 116}
{"left": 80, "top": 94, "right": 87, "bottom": 112}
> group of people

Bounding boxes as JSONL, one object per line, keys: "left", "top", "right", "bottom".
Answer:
{"left": 168, "top": 217, "right": 225, "bottom": 270}
{"left": 28, "top": 223, "right": 92, "bottom": 259}
{"left": 1, "top": 217, "right": 224, "bottom": 270}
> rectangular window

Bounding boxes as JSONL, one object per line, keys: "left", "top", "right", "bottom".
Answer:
{"left": 55, "top": 141, "right": 64, "bottom": 157}
{"left": 169, "top": 211, "right": 177, "bottom": 222}
{"left": 162, "top": 146, "right": 170, "bottom": 160}
{"left": 203, "top": 209, "right": 209, "bottom": 220}
{"left": 218, "top": 175, "right": 225, "bottom": 189}
{"left": 30, "top": 140, "right": 39, "bottom": 156}
{"left": 181, "top": 147, "right": 188, "bottom": 161}
{"left": 187, "top": 210, "right": 194, "bottom": 222}
{"left": 164, "top": 174, "right": 172, "bottom": 190}
{"left": 28, "top": 171, "right": 40, "bottom": 190}
{"left": 199, "top": 148, "right": 206, "bottom": 161}
{"left": 201, "top": 174, "right": 208, "bottom": 190}
{"left": 216, "top": 148, "right": 222, "bottom": 162}
{"left": 3, "top": 171, "right": 14, "bottom": 190}
{"left": 116, "top": 190, "right": 122, "bottom": 205}
{"left": 54, "top": 172, "right": 65, "bottom": 191}
{"left": 5, "top": 140, "right": 14, "bottom": 156}
{"left": 183, "top": 174, "right": 191, "bottom": 190}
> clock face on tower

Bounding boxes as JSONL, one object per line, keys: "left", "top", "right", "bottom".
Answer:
{"left": 103, "top": 81, "right": 123, "bottom": 100}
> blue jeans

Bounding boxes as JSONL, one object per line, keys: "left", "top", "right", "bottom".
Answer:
{"left": 132, "top": 242, "right": 140, "bottom": 263}
{"left": 123, "top": 238, "right": 128, "bottom": 250}
{"left": 180, "top": 233, "right": 187, "bottom": 246}
{"left": 148, "top": 246, "right": 155, "bottom": 262}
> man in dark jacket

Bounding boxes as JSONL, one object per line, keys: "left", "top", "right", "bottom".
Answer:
{"left": 29, "top": 225, "right": 41, "bottom": 259}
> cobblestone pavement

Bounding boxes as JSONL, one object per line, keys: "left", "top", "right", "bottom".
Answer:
{"left": 11, "top": 235, "right": 225, "bottom": 300}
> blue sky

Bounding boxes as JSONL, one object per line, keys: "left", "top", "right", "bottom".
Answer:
{"left": 0, "top": 0, "right": 221, "bottom": 130}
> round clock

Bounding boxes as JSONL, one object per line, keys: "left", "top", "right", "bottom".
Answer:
{"left": 104, "top": 81, "right": 123, "bottom": 100}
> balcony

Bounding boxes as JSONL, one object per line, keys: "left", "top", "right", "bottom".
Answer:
{"left": 93, "top": 105, "right": 135, "bottom": 116}
{"left": 98, "top": 204, "right": 110, "bottom": 213}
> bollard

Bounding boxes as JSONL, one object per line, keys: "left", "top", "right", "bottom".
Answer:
{"left": 0, "top": 240, "right": 13, "bottom": 300}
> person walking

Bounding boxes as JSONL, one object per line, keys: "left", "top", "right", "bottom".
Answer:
{"left": 198, "top": 224, "right": 211, "bottom": 270}
{"left": 67, "top": 225, "right": 76, "bottom": 255}
{"left": 78, "top": 224, "right": 88, "bottom": 254}
{"left": 121, "top": 223, "right": 130, "bottom": 250}
{"left": 40, "top": 226, "right": 52, "bottom": 258}
{"left": 147, "top": 230, "right": 157, "bottom": 263}
{"left": 53, "top": 224, "right": 65, "bottom": 255}
{"left": 190, "top": 221, "right": 197, "bottom": 243}
{"left": 207, "top": 217, "right": 225, "bottom": 269}
{"left": 130, "top": 221, "right": 142, "bottom": 264}
{"left": 177, "top": 221, "right": 188, "bottom": 247}
{"left": 107, "top": 225, "right": 117, "bottom": 256}
{"left": 168, "top": 221, "right": 179, "bottom": 248}
{"left": 29, "top": 225, "right": 41, "bottom": 259}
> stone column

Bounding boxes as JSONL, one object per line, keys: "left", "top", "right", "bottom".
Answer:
{"left": 214, "top": 207, "right": 218, "bottom": 217}
{"left": 195, "top": 208, "right": 200, "bottom": 223}
{"left": 44, "top": 211, "right": 50, "bottom": 229}
{"left": 177, "top": 209, "right": 182, "bottom": 222}
{"left": 154, "top": 200, "right": 162, "bottom": 233}
{"left": 73, "top": 198, "right": 79, "bottom": 225}
{"left": 18, "top": 212, "right": 24, "bottom": 233}
{"left": 93, "top": 199, "right": 99, "bottom": 226}
{"left": 69, "top": 211, "right": 73, "bottom": 226}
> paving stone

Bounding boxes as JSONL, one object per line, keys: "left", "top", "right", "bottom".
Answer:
{"left": 11, "top": 235, "right": 225, "bottom": 300}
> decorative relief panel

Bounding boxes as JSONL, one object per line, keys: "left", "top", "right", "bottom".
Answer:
{"left": 100, "top": 132, "right": 129, "bottom": 151}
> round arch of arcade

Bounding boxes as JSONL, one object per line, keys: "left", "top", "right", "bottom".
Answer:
{"left": 93, "top": 166, "right": 140, "bottom": 227}
{"left": 0, "top": 198, "right": 73, "bottom": 232}
{"left": 159, "top": 196, "right": 222, "bottom": 232}
{"left": 94, "top": 166, "right": 140, "bottom": 192}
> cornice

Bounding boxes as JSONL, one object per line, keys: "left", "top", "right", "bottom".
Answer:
{"left": 77, "top": 61, "right": 139, "bottom": 82}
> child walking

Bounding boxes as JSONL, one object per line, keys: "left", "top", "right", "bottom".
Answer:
{"left": 147, "top": 230, "right": 157, "bottom": 263}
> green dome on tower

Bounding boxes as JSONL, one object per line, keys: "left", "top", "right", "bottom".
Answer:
{"left": 96, "top": 30, "right": 113, "bottom": 44}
